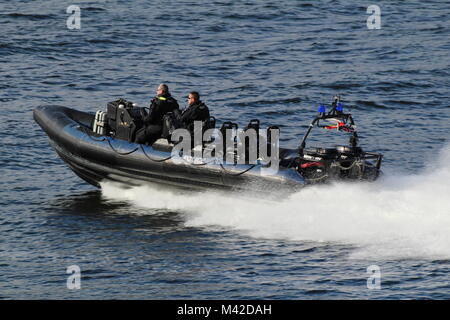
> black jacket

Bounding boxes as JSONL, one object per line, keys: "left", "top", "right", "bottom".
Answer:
{"left": 144, "top": 94, "right": 179, "bottom": 126}
{"left": 180, "top": 101, "right": 210, "bottom": 130}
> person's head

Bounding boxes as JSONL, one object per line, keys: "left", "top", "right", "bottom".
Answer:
{"left": 187, "top": 91, "right": 200, "bottom": 106}
{"left": 156, "top": 83, "right": 169, "bottom": 96}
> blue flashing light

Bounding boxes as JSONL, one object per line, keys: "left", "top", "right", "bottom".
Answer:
{"left": 318, "top": 104, "right": 326, "bottom": 113}
{"left": 336, "top": 102, "right": 343, "bottom": 112}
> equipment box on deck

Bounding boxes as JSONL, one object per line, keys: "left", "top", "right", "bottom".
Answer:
{"left": 107, "top": 99, "right": 145, "bottom": 142}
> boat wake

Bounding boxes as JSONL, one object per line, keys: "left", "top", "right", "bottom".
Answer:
{"left": 101, "top": 143, "right": 450, "bottom": 260}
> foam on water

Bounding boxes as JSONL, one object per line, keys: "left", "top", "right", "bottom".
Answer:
{"left": 101, "top": 144, "right": 450, "bottom": 260}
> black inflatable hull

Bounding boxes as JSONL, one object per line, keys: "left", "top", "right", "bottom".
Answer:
{"left": 33, "top": 106, "right": 305, "bottom": 194}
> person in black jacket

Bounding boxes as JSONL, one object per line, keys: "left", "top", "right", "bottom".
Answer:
{"left": 135, "top": 83, "right": 179, "bottom": 145}
{"left": 180, "top": 91, "right": 210, "bottom": 133}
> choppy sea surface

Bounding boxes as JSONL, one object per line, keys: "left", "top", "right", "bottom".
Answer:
{"left": 1, "top": 0, "right": 450, "bottom": 299}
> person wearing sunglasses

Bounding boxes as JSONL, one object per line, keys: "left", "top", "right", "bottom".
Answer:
{"left": 179, "top": 91, "right": 210, "bottom": 133}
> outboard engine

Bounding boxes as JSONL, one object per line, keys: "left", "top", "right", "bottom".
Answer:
{"left": 295, "top": 95, "right": 383, "bottom": 183}
{"left": 297, "top": 147, "right": 337, "bottom": 182}
{"left": 298, "top": 145, "right": 381, "bottom": 182}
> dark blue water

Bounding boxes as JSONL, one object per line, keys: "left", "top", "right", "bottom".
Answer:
{"left": 1, "top": 0, "right": 450, "bottom": 299}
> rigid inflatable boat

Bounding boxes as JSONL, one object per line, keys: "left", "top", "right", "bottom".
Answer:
{"left": 33, "top": 96, "right": 383, "bottom": 195}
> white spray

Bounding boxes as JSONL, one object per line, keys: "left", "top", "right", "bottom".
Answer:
{"left": 101, "top": 144, "right": 450, "bottom": 260}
